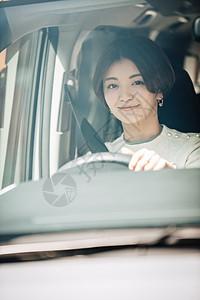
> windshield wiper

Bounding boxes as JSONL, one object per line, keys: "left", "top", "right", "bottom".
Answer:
{"left": 1, "top": 227, "right": 200, "bottom": 263}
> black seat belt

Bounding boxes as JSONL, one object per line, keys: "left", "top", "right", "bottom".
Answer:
{"left": 64, "top": 84, "right": 108, "bottom": 153}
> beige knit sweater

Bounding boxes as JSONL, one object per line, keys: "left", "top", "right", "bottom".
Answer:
{"left": 105, "top": 125, "right": 200, "bottom": 169}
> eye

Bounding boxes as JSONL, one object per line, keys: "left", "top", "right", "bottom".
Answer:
{"left": 132, "top": 80, "right": 144, "bottom": 86}
{"left": 107, "top": 83, "right": 118, "bottom": 89}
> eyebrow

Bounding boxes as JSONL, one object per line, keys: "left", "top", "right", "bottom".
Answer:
{"left": 104, "top": 74, "right": 141, "bottom": 81}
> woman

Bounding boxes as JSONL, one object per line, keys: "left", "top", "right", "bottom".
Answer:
{"left": 93, "top": 36, "right": 200, "bottom": 171}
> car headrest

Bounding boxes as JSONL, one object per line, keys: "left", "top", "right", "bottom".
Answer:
{"left": 158, "top": 69, "right": 200, "bottom": 133}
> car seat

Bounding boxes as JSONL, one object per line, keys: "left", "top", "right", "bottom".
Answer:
{"left": 158, "top": 68, "right": 200, "bottom": 133}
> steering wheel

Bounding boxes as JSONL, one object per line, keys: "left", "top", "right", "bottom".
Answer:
{"left": 59, "top": 152, "right": 132, "bottom": 171}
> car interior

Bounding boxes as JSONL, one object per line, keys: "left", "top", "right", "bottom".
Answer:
{"left": 0, "top": 0, "right": 200, "bottom": 190}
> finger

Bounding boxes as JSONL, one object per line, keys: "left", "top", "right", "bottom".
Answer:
{"left": 134, "top": 150, "right": 156, "bottom": 172}
{"left": 144, "top": 154, "right": 160, "bottom": 171}
{"left": 121, "top": 147, "right": 135, "bottom": 156}
{"left": 128, "top": 148, "right": 148, "bottom": 170}
{"left": 153, "top": 158, "right": 168, "bottom": 171}
{"left": 129, "top": 148, "right": 155, "bottom": 171}
{"left": 135, "top": 150, "right": 159, "bottom": 172}
{"left": 167, "top": 162, "right": 177, "bottom": 169}
{"left": 129, "top": 153, "right": 145, "bottom": 170}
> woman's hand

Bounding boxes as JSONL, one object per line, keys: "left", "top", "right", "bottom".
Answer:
{"left": 121, "top": 147, "right": 176, "bottom": 171}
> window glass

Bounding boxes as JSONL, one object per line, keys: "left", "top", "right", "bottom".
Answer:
{"left": 0, "top": 28, "right": 60, "bottom": 189}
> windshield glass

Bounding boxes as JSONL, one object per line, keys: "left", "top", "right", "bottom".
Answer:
{"left": 0, "top": 0, "right": 200, "bottom": 241}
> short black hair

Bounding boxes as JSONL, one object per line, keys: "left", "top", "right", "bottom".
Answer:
{"left": 93, "top": 36, "right": 175, "bottom": 109}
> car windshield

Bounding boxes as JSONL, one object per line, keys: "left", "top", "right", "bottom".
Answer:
{"left": 0, "top": 0, "right": 200, "bottom": 245}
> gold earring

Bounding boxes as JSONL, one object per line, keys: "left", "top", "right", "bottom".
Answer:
{"left": 158, "top": 99, "right": 163, "bottom": 107}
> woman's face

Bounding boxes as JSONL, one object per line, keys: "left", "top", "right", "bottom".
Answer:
{"left": 103, "top": 59, "right": 162, "bottom": 124}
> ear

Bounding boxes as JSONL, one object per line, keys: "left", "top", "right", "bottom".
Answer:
{"left": 156, "top": 92, "right": 163, "bottom": 100}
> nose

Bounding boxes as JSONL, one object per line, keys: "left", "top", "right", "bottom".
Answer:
{"left": 119, "top": 86, "right": 133, "bottom": 102}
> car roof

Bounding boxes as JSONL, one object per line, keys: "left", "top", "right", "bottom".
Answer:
{"left": 1, "top": 0, "right": 200, "bottom": 53}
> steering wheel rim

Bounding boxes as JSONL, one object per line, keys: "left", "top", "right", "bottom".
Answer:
{"left": 59, "top": 152, "right": 131, "bottom": 171}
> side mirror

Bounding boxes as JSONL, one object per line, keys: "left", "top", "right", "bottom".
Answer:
{"left": 193, "top": 17, "right": 200, "bottom": 42}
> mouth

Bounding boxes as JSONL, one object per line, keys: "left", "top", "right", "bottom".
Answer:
{"left": 118, "top": 104, "right": 140, "bottom": 111}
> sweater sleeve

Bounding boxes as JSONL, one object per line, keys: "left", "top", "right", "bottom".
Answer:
{"left": 184, "top": 136, "right": 200, "bottom": 168}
